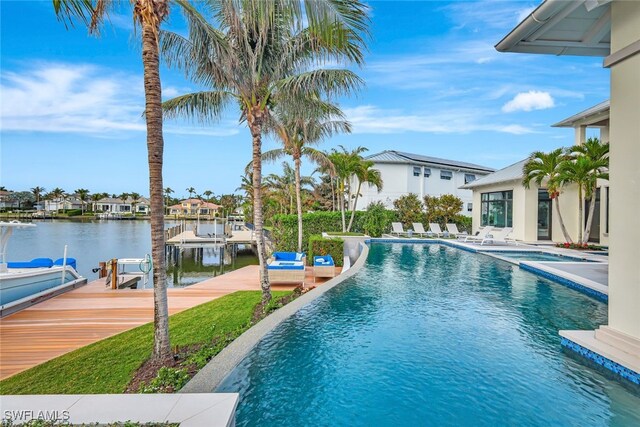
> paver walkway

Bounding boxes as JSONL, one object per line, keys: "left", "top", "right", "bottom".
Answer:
{"left": 0, "top": 265, "right": 338, "bottom": 380}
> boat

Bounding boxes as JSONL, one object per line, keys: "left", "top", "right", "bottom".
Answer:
{"left": 0, "top": 221, "right": 86, "bottom": 317}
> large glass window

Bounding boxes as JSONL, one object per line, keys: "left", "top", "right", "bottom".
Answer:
{"left": 481, "top": 191, "right": 513, "bottom": 227}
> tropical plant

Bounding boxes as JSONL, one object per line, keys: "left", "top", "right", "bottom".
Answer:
{"left": 75, "top": 188, "right": 90, "bottom": 214}
{"left": 163, "top": 187, "right": 174, "bottom": 214}
{"left": 53, "top": 0, "right": 173, "bottom": 362}
{"left": 328, "top": 146, "right": 368, "bottom": 232}
{"left": 202, "top": 190, "right": 214, "bottom": 202}
{"left": 130, "top": 192, "right": 142, "bottom": 214}
{"left": 186, "top": 187, "right": 196, "bottom": 199}
{"left": 261, "top": 101, "right": 347, "bottom": 251}
{"left": 161, "top": 0, "right": 369, "bottom": 303}
{"left": 568, "top": 137, "right": 609, "bottom": 243}
{"left": 393, "top": 194, "right": 424, "bottom": 228}
{"left": 362, "top": 201, "right": 395, "bottom": 237}
{"left": 424, "top": 194, "right": 463, "bottom": 227}
{"left": 47, "top": 187, "right": 66, "bottom": 212}
{"left": 31, "top": 186, "right": 46, "bottom": 208}
{"left": 347, "top": 159, "right": 382, "bottom": 232}
{"left": 522, "top": 148, "right": 573, "bottom": 243}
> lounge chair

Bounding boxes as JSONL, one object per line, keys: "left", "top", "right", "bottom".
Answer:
{"left": 412, "top": 223, "right": 429, "bottom": 237}
{"left": 313, "top": 255, "right": 336, "bottom": 282}
{"left": 480, "top": 227, "right": 515, "bottom": 246}
{"left": 268, "top": 252, "right": 306, "bottom": 284}
{"left": 463, "top": 226, "right": 493, "bottom": 242}
{"left": 446, "top": 223, "right": 468, "bottom": 239}
{"left": 391, "top": 222, "right": 410, "bottom": 237}
{"left": 428, "top": 223, "right": 445, "bottom": 237}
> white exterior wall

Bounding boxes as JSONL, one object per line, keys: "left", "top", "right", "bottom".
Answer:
{"left": 356, "top": 163, "right": 487, "bottom": 215}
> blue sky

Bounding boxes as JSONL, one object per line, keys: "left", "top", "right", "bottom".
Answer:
{"left": 1, "top": 1, "right": 609, "bottom": 199}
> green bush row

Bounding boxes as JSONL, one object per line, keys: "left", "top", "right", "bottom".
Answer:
{"left": 308, "top": 235, "right": 344, "bottom": 267}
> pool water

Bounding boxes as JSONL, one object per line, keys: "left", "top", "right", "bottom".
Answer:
{"left": 219, "top": 243, "right": 640, "bottom": 426}
{"left": 487, "top": 251, "right": 597, "bottom": 263}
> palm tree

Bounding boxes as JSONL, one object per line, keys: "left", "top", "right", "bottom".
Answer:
{"left": 130, "top": 192, "right": 142, "bottom": 215}
{"left": 163, "top": 187, "right": 174, "bottom": 214}
{"left": 161, "top": 0, "right": 368, "bottom": 303}
{"left": 328, "top": 146, "right": 367, "bottom": 232}
{"left": 202, "top": 190, "right": 214, "bottom": 202}
{"left": 53, "top": 0, "right": 172, "bottom": 362}
{"left": 75, "top": 188, "right": 90, "bottom": 214}
{"left": 91, "top": 193, "right": 103, "bottom": 212}
{"left": 48, "top": 187, "right": 66, "bottom": 213}
{"left": 31, "top": 187, "right": 46, "bottom": 209}
{"left": 347, "top": 160, "right": 382, "bottom": 232}
{"left": 260, "top": 101, "right": 346, "bottom": 251}
{"left": 522, "top": 148, "right": 573, "bottom": 243}
{"left": 186, "top": 187, "right": 196, "bottom": 199}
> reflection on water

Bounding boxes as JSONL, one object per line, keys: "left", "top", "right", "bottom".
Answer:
{"left": 6, "top": 219, "right": 258, "bottom": 288}
{"left": 166, "top": 247, "right": 258, "bottom": 287}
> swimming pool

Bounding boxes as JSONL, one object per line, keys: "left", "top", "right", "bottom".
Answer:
{"left": 485, "top": 251, "right": 597, "bottom": 263}
{"left": 219, "top": 243, "right": 640, "bottom": 426}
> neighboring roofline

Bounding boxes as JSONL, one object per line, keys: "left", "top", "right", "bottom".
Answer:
{"left": 367, "top": 150, "right": 495, "bottom": 174}
{"left": 459, "top": 159, "right": 528, "bottom": 189}
{"left": 495, "top": 0, "right": 611, "bottom": 57}
{"left": 552, "top": 100, "right": 610, "bottom": 127}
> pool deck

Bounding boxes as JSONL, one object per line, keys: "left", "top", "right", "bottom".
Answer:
{"left": 0, "top": 265, "right": 339, "bottom": 380}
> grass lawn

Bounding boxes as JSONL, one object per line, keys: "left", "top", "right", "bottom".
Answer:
{"left": 0, "top": 291, "right": 290, "bottom": 395}
{"left": 325, "top": 231, "right": 365, "bottom": 236}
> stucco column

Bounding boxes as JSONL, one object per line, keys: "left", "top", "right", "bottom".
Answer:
{"left": 574, "top": 125, "right": 586, "bottom": 146}
{"left": 605, "top": 0, "right": 640, "bottom": 342}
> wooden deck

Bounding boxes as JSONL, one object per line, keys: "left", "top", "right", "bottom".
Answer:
{"left": 0, "top": 265, "right": 339, "bottom": 380}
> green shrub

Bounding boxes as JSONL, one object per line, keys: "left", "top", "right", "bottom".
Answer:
{"left": 308, "top": 235, "right": 344, "bottom": 267}
{"left": 362, "top": 201, "right": 396, "bottom": 237}
{"left": 453, "top": 214, "right": 472, "bottom": 233}
{"left": 138, "top": 367, "right": 190, "bottom": 393}
{"left": 66, "top": 209, "right": 83, "bottom": 217}
{"left": 393, "top": 194, "right": 424, "bottom": 228}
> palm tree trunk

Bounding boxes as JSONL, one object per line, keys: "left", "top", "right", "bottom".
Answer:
{"left": 340, "top": 181, "right": 347, "bottom": 232}
{"left": 294, "top": 156, "right": 304, "bottom": 253}
{"left": 247, "top": 108, "right": 271, "bottom": 304}
{"left": 141, "top": 9, "right": 171, "bottom": 363}
{"left": 347, "top": 180, "right": 362, "bottom": 232}
{"left": 577, "top": 186, "right": 584, "bottom": 243}
{"left": 330, "top": 176, "right": 336, "bottom": 211}
{"left": 554, "top": 196, "right": 573, "bottom": 243}
{"left": 583, "top": 186, "right": 597, "bottom": 244}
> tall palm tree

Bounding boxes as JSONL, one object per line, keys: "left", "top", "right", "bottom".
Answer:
{"left": 48, "top": 187, "right": 66, "bottom": 213}
{"left": 567, "top": 138, "right": 609, "bottom": 243}
{"left": 31, "top": 187, "right": 46, "bottom": 209}
{"left": 161, "top": 0, "right": 368, "bottom": 303}
{"left": 163, "top": 187, "right": 174, "bottom": 214}
{"left": 347, "top": 160, "right": 382, "bottom": 232}
{"left": 130, "top": 192, "right": 142, "bottom": 215}
{"left": 186, "top": 187, "right": 196, "bottom": 199}
{"left": 202, "top": 190, "right": 214, "bottom": 202}
{"left": 53, "top": 0, "right": 172, "bottom": 362}
{"left": 522, "top": 148, "right": 573, "bottom": 243}
{"left": 260, "top": 101, "right": 346, "bottom": 251}
{"left": 75, "top": 188, "right": 90, "bottom": 214}
{"left": 328, "top": 146, "right": 367, "bottom": 232}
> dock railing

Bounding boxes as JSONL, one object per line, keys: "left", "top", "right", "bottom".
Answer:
{"left": 165, "top": 222, "right": 185, "bottom": 241}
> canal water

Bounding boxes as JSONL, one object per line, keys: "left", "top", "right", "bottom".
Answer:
{"left": 5, "top": 220, "right": 258, "bottom": 287}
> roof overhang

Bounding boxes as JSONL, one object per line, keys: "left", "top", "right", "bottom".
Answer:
{"left": 496, "top": 0, "right": 611, "bottom": 57}
{"left": 552, "top": 99, "right": 610, "bottom": 127}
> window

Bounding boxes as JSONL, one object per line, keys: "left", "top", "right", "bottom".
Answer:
{"left": 440, "top": 170, "right": 453, "bottom": 180}
{"left": 464, "top": 174, "right": 476, "bottom": 184}
{"left": 481, "top": 191, "right": 513, "bottom": 228}
{"left": 467, "top": 203, "right": 473, "bottom": 212}
{"left": 423, "top": 168, "right": 431, "bottom": 177}
{"left": 413, "top": 166, "right": 421, "bottom": 177}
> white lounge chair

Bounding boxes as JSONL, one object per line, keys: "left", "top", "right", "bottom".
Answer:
{"left": 446, "top": 223, "right": 468, "bottom": 239}
{"left": 412, "top": 223, "right": 429, "bottom": 237}
{"left": 428, "top": 223, "right": 444, "bottom": 237}
{"left": 391, "top": 222, "right": 410, "bottom": 237}
{"left": 464, "top": 226, "right": 493, "bottom": 242}
{"left": 480, "top": 227, "right": 515, "bottom": 246}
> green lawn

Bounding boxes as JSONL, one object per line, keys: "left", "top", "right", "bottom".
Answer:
{"left": 0, "top": 291, "right": 289, "bottom": 395}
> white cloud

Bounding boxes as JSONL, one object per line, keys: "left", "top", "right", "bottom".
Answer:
{"left": 0, "top": 62, "right": 239, "bottom": 137}
{"left": 343, "top": 105, "right": 536, "bottom": 135}
{"left": 502, "top": 91, "right": 555, "bottom": 113}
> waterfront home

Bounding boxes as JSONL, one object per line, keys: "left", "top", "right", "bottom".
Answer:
{"left": 44, "top": 198, "right": 83, "bottom": 212}
{"left": 496, "top": 0, "right": 639, "bottom": 388}
{"left": 93, "top": 197, "right": 150, "bottom": 214}
{"left": 168, "top": 199, "right": 221, "bottom": 217}
{"left": 354, "top": 150, "right": 494, "bottom": 215}
{"left": 461, "top": 101, "right": 610, "bottom": 245}
{"left": 0, "top": 191, "right": 19, "bottom": 210}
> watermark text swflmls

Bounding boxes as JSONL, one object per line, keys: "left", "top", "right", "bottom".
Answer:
{"left": 3, "top": 410, "right": 71, "bottom": 423}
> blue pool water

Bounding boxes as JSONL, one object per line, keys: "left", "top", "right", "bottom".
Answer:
{"left": 487, "top": 251, "right": 597, "bottom": 263}
{"left": 219, "top": 243, "right": 640, "bottom": 426}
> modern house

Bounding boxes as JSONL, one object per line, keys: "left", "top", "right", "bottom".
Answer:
{"left": 461, "top": 101, "right": 610, "bottom": 245}
{"left": 44, "top": 198, "right": 84, "bottom": 212}
{"left": 355, "top": 150, "right": 495, "bottom": 215}
{"left": 93, "top": 197, "right": 150, "bottom": 214}
{"left": 168, "top": 199, "right": 221, "bottom": 217}
{"left": 496, "top": 0, "right": 639, "bottom": 385}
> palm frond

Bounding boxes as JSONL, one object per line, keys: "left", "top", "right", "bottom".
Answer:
{"left": 162, "top": 91, "right": 233, "bottom": 123}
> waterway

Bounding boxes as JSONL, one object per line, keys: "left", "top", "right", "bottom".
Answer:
{"left": 5, "top": 219, "right": 258, "bottom": 287}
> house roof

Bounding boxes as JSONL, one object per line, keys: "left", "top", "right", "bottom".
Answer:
{"left": 169, "top": 200, "right": 221, "bottom": 210}
{"left": 495, "top": 0, "right": 611, "bottom": 57}
{"left": 552, "top": 100, "right": 610, "bottom": 127}
{"left": 366, "top": 150, "right": 495, "bottom": 173}
{"left": 460, "top": 159, "right": 528, "bottom": 189}
{"left": 97, "top": 197, "right": 150, "bottom": 205}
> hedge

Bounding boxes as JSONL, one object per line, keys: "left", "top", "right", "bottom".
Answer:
{"left": 308, "top": 235, "right": 344, "bottom": 267}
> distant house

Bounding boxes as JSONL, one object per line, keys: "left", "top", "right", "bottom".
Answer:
{"left": 354, "top": 150, "right": 495, "bottom": 215}
{"left": 168, "top": 199, "right": 221, "bottom": 217}
{"left": 44, "top": 198, "right": 83, "bottom": 212}
{"left": 93, "top": 197, "right": 150, "bottom": 214}
{"left": 0, "top": 191, "right": 19, "bottom": 210}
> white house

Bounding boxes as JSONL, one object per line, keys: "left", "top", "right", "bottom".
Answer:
{"left": 93, "top": 197, "right": 150, "bottom": 214}
{"left": 355, "top": 150, "right": 495, "bottom": 215}
{"left": 461, "top": 101, "right": 610, "bottom": 245}
{"left": 168, "top": 199, "right": 221, "bottom": 217}
{"left": 496, "top": 0, "right": 639, "bottom": 384}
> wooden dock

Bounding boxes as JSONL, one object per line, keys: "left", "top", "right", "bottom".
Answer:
{"left": 0, "top": 265, "right": 339, "bottom": 380}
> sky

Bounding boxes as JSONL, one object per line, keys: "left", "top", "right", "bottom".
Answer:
{"left": 0, "top": 1, "right": 610, "bottom": 199}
